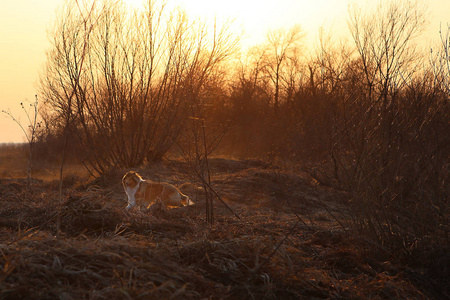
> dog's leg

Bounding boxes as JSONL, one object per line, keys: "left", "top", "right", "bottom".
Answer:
{"left": 126, "top": 194, "right": 136, "bottom": 210}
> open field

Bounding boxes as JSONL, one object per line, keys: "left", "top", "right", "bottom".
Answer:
{"left": 0, "top": 147, "right": 446, "bottom": 299}
{"left": 1, "top": 0, "right": 449, "bottom": 298}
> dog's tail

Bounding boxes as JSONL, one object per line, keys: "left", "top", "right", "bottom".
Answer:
{"left": 181, "top": 194, "right": 195, "bottom": 206}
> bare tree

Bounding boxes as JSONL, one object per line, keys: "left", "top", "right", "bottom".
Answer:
{"left": 334, "top": 0, "right": 449, "bottom": 250}
{"left": 348, "top": 0, "right": 427, "bottom": 109}
{"left": 41, "top": 0, "right": 240, "bottom": 176}
{"left": 2, "top": 95, "right": 41, "bottom": 190}
{"left": 431, "top": 23, "right": 450, "bottom": 95}
{"left": 261, "top": 25, "right": 303, "bottom": 114}
{"left": 40, "top": 0, "right": 106, "bottom": 233}
{"left": 346, "top": 0, "right": 427, "bottom": 181}
{"left": 174, "top": 18, "right": 241, "bottom": 224}
{"left": 289, "top": 28, "right": 352, "bottom": 163}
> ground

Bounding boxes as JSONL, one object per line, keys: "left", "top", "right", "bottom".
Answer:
{"left": 0, "top": 156, "right": 442, "bottom": 299}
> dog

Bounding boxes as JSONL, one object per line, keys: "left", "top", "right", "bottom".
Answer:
{"left": 122, "top": 171, "right": 193, "bottom": 210}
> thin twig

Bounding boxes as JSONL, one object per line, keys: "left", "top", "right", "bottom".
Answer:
{"left": 251, "top": 221, "right": 298, "bottom": 278}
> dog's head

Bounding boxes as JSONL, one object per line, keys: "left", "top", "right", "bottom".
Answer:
{"left": 122, "top": 171, "right": 142, "bottom": 189}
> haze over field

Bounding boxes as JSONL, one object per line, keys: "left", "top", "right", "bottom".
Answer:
{"left": 1, "top": 0, "right": 449, "bottom": 143}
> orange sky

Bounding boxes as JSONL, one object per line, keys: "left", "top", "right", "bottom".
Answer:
{"left": 1, "top": 0, "right": 449, "bottom": 143}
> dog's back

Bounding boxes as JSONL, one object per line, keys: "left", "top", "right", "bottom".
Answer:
{"left": 137, "top": 180, "right": 194, "bottom": 207}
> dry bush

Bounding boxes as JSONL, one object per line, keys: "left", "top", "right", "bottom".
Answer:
{"left": 40, "top": 0, "right": 239, "bottom": 175}
{"left": 216, "top": 2, "right": 449, "bottom": 295}
{"left": 327, "top": 0, "right": 449, "bottom": 258}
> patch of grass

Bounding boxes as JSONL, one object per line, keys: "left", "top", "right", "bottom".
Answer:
{"left": 0, "top": 158, "right": 446, "bottom": 299}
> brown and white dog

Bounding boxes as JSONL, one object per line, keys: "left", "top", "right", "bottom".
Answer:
{"left": 122, "top": 171, "right": 193, "bottom": 210}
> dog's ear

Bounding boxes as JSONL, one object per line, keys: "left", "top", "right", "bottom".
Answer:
{"left": 123, "top": 171, "right": 134, "bottom": 181}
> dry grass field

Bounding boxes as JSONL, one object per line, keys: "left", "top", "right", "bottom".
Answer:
{"left": 0, "top": 146, "right": 446, "bottom": 299}
{"left": 2, "top": 0, "right": 449, "bottom": 298}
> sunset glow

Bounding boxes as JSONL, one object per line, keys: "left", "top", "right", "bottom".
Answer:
{"left": 123, "top": 0, "right": 145, "bottom": 9}
{"left": 1, "top": 0, "right": 450, "bottom": 143}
